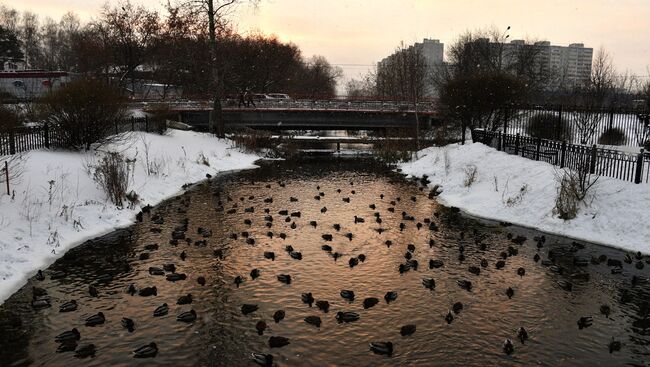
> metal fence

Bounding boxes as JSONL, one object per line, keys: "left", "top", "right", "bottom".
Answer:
{"left": 0, "top": 117, "right": 159, "bottom": 155}
{"left": 472, "top": 129, "right": 649, "bottom": 184}
{"left": 500, "top": 105, "right": 649, "bottom": 147}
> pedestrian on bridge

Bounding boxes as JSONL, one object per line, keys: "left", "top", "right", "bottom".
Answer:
{"left": 238, "top": 91, "right": 246, "bottom": 108}
{"left": 246, "top": 89, "right": 256, "bottom": 108}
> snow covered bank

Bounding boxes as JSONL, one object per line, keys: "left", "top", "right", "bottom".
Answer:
{"left": 399, "top": 143, "right": 650, "bottom": 254}
{"left": 0, "top": 130, "right": 260, "bottom": 304}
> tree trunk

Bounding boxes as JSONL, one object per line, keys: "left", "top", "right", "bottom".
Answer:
{"left": 207, "top": 0, "right": 225, "bottom": 138}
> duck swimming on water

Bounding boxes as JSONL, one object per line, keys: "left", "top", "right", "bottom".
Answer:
{"left": 133, "top": 342, "right": 158, "bottom": 358}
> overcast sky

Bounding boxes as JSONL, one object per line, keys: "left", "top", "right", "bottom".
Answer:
{"left": 5, "top": 0, "right": 650, "bottom": 84}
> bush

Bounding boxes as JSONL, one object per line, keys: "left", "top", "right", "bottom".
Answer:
{"left": 463, "top": 164, "right": 478, "bottom": 187}
{"left": 554, "top": 171, "right": 579, "bottom": 220}
{"left": 0, "top": 102, "right": 20, "bottom": 130}
{"left": 527, "top": 113, "right": 572, "bottom": 141}
{"left": 597, "top": 127, "right": 626, "bottom": 145}
{"left": 90, "top": 152, "right": 131, "bottom": 207}
{"left": 42, "top": 78, "right": 126, "bottom": 150}
{"left": 230, "top": 127, "right": 274, "bottom": 153}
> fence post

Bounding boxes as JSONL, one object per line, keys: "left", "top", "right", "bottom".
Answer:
{"left": 608, "top": 108, "right": 614, "bottom": 131}
{"left": 503, "top": 108, "right": 509, "bottom": 135}
{"left": 535, "top": 137, "right": 541, "bottom": 161}
{"left": 556, "top": 105, "right": 563, "bottom": 141}
{"left": 634, "top": 149, "right": 644, "bottom": 184}
{"left": 497, "top": 131, "right": 502, "bottom": 151}
{"left": 131, "top": 116, "right": 135, "bottom": 131}
{"left": 589, "top": 144, "right": 597, "bottom": 174}
{"left": 4, "top": 161, "right": 8, "bottom": 195}
{"left": 461, "top": 120, "right": 466, "bottom": 145}
{"left": 9, "top": 129, "right": 16, "bottom": 155}
{"left": 115, "top": 120, "right": 119, "bottom": 135}
{"left": 514, "top": 133, "right": 520, "bottom": 155}
{"left": 560, "top": 141, "right": 567, "bottom": 168}
{"left": 44, "top": 123, "right": 50, "bottom": 149}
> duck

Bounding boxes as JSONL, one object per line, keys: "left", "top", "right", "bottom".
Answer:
{"left": 495, "top": 260, "right": 506, "bottom": 269}
{"left": 234, "top": 275, "right": 245, "bottom": 287}
{"left": 56, "top": 340, "right": 78, "bottom": 353}
{"left": 149, "top": 267, "right": 164, "bottom": 276}
{"left": 358, "top": 254, "right": 366, "bottom": 262}
{"left": 121, "top": 317, "right": 135, "bottom": 331}
{"left": 35, "top": 270, "right": 45, "bottom": 281}
{"left": 241, "top": 304, "right": 258, "bottom": 315}
{"left": 349, "top": 257, "right": 359, "bottom": 268}
{"left": 180, "top": 251, "right": 187, "bottom": 261}
{"left": 577, "top": 316, "right": 593, "bottom": 329}
{"left": 250, "top": 269, "right": 260, "bottom": 280}
{"left": 333, "top": 224, "right": 341, "bottom": 231}
{"left": 251, "top": 353, "right": 274, "bottom": 366}
{"left": 133, "top": 342, "right": 158, "bottom": 358}
{"left": 336, "top": 311, "right": 360, "bottom": 323}
{"left": 153, "top": 303, "right": 169, "bottom": 317}
{"left": 468, "top": 266, "right": 480, "bottom": 275}
{"left": 55, "top": 328, "right": 80, "bottom": 343}
{"left": 369, "top": 341, "right": 393, "bottom": 356}
{"left": 444, "top": 310, "right": 454, "bottom": 324}
{"left": 59, "top": 300, "right": 78, "bottom": 313}
{"left": 256, "top": 320, "right": 267, "bottom": 335}
{"left": 321, "top": 207, "right": 327, "bottom": 213}
{"left": 457, "top": 280, "right": 472, "bottom": 291}
{"left": 74, "top": 344, "right": 96, "bottom": 359}
{"left": 533, "top": 254, "right": 540, "bottom": 262}
{"left": 268, "top": 336, "right": 290, "bottom": 348}
{"left": 304, "top": 315, "right": 322, "bottom": 327}
{"left": 506, "top": 287, "right": 515, "bottom": 299}
{"left": 33, "top": 286, "right": 47, "bottom": 298}
{"left": 85, "top": 312, "right": 105, "bottom": 326}
{"left": 277, "top": 274, "right": 292, "bottom": 284}
{"left": 400, "top": 324, "right": 416, "bottom": 336}
{"left": 302, "top": 292, "right": 315, "bottom": 307}
{"left": 385, "top": 240, "right": 393, "bottom": 248}
{"left": 197, "top": 276, "right": 206, "bottom": 286}
{"left": 31, "top": 297, "right": 51, "bottom": 309}
{"left": 600, "top": 304, "right": 611, "bottom": 317}
{"left": 384, "top": 291, "right": 398, "bottom": 303}
{"left": 290, "top": 251, "right": 303, "bottom": 260}
{"left": 609, "top": 338, "right": 621, "bottom": 353}
{"left": 264, "top": 251, "right": 276, "bottom": 261}
{"left": 177, "top": 294, "right": 193, "bottom": 305}
{"left": 452, "top": 302, "right": 464, "bottom": 314}
{"left": 321, "top": 245, "right": 332, "bottom": 252}
{"left": 363, "top": 297, "right": 379, "bottom": 309}
{"left": 340, "top": 290, "right": 355, "bottom": 301}
{"left": 517, "top": 327, "right": 528, "bottom": 344}
{"left": 322, "top": 234, "right": 333, "bottom": 241}
{"left": 517, "top": 267, "right": 526, "bottom": 277}
{"left": 429, "top": 259, "right": 444, "bottom": 269}
{"left": 343, "top": 197, "right": 350, "bottom": 203}
{"left": 177, "top": 309, "right": 197, "bottom": 323}
{"left": 316, "top": 300, "right": 330, "bottom": 312}
{"left": 503, "top": 339, "right": 514, "bottom": 355}
{"left": 345, "top": 233, "right": 353, "bottom": 241}
{"left": 354, "top": 216, "right": 365, "bottom": 223}
{"left": 163, "top": 263, "right": 176, "bottom": 272}
{"left": 139, "top": 286, "right": 157, "bottom": 297}
{"left": 422, "top": 278, "right": 436, "bottom": 290}
{"left": 273, "top": 310, "right": 285, "bottom": 323}
{"left": 166, "top": 273, "right": 187, "bottom": 282}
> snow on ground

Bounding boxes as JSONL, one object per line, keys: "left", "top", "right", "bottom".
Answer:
{"left": 399, "top": 143, "right": 650, "bottom": 254}
{"left": 0, "top": 130, "right": 260, "bottom": 304}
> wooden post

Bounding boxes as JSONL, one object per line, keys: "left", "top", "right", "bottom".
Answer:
{"left": 589, "top": 144, "right": 598, "bottom": 174}
{"left": 9, "top": 129, "right": 15, "bottom": 155}
{"left": 337, "top": 142, "right": 340, "bottom": 153}
{"left": 514, "top": 133, "right": 520, "bottom": 155}
{"left": 634, "top": 149, "right": 645, "bottom": 184}
{"left": 535, "top": 137, "right": 541, "bottom": 161}
{"left": 503, "top": 108, "right": 509, "bottom": 135}
{"left": 4, "top": 161, "right": 9, "bottom": 195}
{"left": 44, "top": 123, "right": 50, "bottom": 148}
{"left": 560, "top": 141, "right": 567, "bottom": 168}
{"left": 608, "top": 108, "right": 614, "bottom": 131}
{"left": 115, "top": 120, "right": 119, "bottom": 135}
{"left": 131, "top": 116, "right": 135, "bottom": 131}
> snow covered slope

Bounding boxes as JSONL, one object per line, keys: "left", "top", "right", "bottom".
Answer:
{"left": 399, "top": 143, "right": 650, "bottom": 254}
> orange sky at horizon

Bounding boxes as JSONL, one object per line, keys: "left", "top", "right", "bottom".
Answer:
{"left": 3, "top": 0, "right": 650, "bottom": 85}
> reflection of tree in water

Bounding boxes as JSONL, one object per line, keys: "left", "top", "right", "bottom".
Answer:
{"left": 624, "top": 280, "right": 650, "bottom": 352}
{"left": 0, "top": 309, "right": 30, "bottom": 365}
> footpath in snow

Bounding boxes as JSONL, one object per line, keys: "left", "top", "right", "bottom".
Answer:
{"left": 399, "top": 143, "right": 650, "bottom": 254}
{"left": 0, "top": 130, "right": 260, "bottom": 304}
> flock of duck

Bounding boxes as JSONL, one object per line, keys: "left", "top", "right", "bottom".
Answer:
{"left": 25, "top": 172, "right": 648, "bottom": 365}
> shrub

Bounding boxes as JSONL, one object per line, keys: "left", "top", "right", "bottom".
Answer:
{"left": 0, "top": 102, "right": 20, "bottom": 130}
{"left": 463, "top": 164, "right": 478, "bottom": 187}
{"left": 230, "top": 127, "right": 273, "bottom": 153}
{"left": 554, "top": 171, "right": 579, "bottom": 220}
{"left": 527, "top": 113, "right": 572, "bottom": 141}
{"left": 90, "top": 152, "right": 131, "bottom": 207}
{"left": 42, "top": 78, "right": 126, "bottom": 150}
{"left": 597, "top": 127, "right": 626, "bottom": 145}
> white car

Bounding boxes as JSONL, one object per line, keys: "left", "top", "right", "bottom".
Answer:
{"left": 266, "top": 93, "right": 292, "bottom": 100}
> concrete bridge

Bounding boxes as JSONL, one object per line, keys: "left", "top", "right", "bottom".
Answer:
{"left": 140, "top": 100, "right": 439, "bottom": 131}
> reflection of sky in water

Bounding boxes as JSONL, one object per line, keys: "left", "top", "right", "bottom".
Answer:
{"left": 1, "top": 157, "right": 649, "bottom": 367}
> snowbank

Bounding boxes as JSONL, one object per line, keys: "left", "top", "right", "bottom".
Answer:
{"left": 399, "top": 143, "right": 650, "bottom": 254}
{"left": 0, "top": 130, "right": 260, "bottom": 304}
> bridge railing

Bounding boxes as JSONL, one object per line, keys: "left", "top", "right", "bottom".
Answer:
{"left": 140, "top": 99, "right": 436, "bottom": 113}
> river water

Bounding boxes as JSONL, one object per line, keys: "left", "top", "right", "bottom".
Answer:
{"left": 1, "top": 156, "right": 649, "bottom": 367}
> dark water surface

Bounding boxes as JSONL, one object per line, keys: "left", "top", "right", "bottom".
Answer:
{"left": 1, "top": 157, "right": 650, "bottom": 367}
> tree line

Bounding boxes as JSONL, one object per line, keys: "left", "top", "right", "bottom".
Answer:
{"left": 0, "top": 2, "right": 341, "bottom": 99}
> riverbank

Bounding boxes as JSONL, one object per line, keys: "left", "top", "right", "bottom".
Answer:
{"left": 0, "top": 130, "right": 260, "bottom": 304}
{"left": 399, "top": 143, "right": 650, "bottom": 254}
